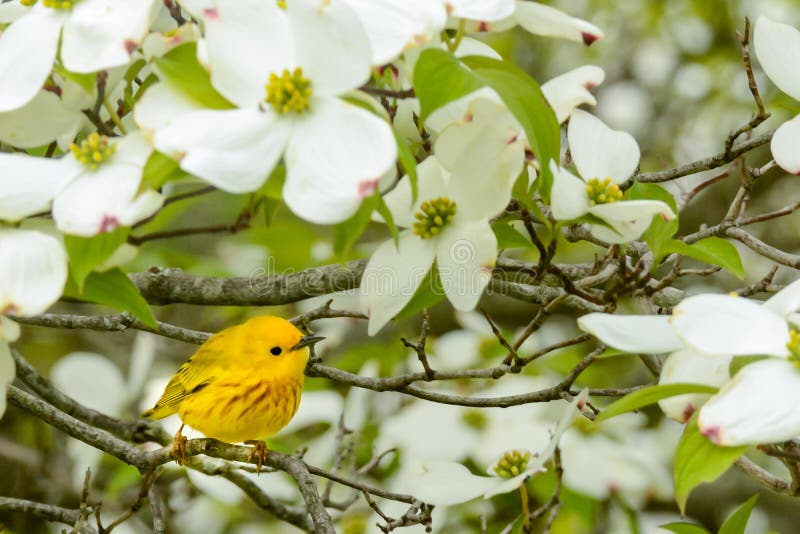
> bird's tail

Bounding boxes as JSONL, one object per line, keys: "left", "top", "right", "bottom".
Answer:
{"left": 141, "top": 405, "right": 174, "bottom": 420}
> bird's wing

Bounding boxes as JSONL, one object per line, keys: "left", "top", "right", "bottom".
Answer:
{"left": 141, "top": 329, "right": 234, "bottom": 419}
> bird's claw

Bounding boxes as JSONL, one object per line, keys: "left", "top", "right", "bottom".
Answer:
{"left": 173, "top": 425, "right": 189, "bottom": 466}
{"left": 245, "top": 440, "right": 268, "bottom": 474}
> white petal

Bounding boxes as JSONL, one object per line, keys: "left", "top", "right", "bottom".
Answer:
{"left": 154, "top": 107, "right": 290, "bottom": 193}
{"left": 53, "top": 170, "right": 162, "bottom": 236}
{"left": 568, "top": 109, "right": 640, "bottom": 182}
{"left": 0, "top": 90, "right": 84, "bottom": 148}
{"left": 424, "top": 86, "right": 502, "bottom": 134}
{"left": 407, "top": 461, "right": 499, "bottom": 505}
{"left": 344, "top": 0, "right": 445, "bottom": 65}
{"left": 513, "top": 1, "right": 603, "bottom": 46}
{"left": 699, "top": 359, "right": 800, "bottom": 446}
{"left": 133, "top": 82, "right": 204, "bottom": 134}
{"left": 587, "top": 200, "right": 674, "bottom": 244}
{"left": 754, "top": 16, "right": 800, "bottom": 102}
{"left": 0, "top": 317, "right": 20, "bottom": 342}
{"left": 361, "top": 232, "right": 436, "bottom": 335}
{"left": 578, "top": 313, "right": 684, "bottom": 353}
{"left": 671, "top": 294, "right": 790, "bottom": 357}
{"left": 0, "top": 155, "right": 78, "bottom": 221}
{"left": 454, "top": 36, "right": 502, "bottom": 59}
{"left": 447, "top": 0, "right": 515, "bottom": 21}
{"left": 380, "top": 156, "right": 451, "bottom": 229}
{"left": 0, "top": 229, "right": 67, "bottom": 316}
{"left": 204, "top": 0, "right": 291, "bottom": 107}
{"left": 0, "top": 341, "right": 14, "bottom": 419}
{"left": 0, "top": 9, "right": 63, "bottom": 112}
{"left": 61, "top": 0, "right": 158, "bottom": 73}
{"left": 541, "top": 65, "right": 605, "bottom": 124}
{"left": 51, "top": 352, "right": 126, "bottom": 414}
{"left": 764, "top": 278, "right": 800, "bottom": 319}
{"left": 284, "top": 98, "right": 396, "bottom": 224}
{"left": 769, "top": 115, "right": 800, "bottom": 175}
{"left": 658, "top": 350, "right": 732, "bottom": 423}
{"left": 436, "top": 220, "right": 496, "bottom": 311}
{"left": 435, "top": 98, "right": 523, "bottom": 219}
{"left": 549, "top": 161, "right": 589, "bottom": 220}
{"left": 289, "top": 0, "right": 371, "bottom": 96}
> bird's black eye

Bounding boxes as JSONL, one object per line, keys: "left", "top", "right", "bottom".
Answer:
{"left": 270, "top": 346, "right": 282, "bottom": 356}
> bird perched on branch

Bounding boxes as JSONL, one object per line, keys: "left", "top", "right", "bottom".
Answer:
{"left": 142, "top": 316, "right": 324, "bottom": 472}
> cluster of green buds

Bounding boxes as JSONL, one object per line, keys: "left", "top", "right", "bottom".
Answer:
{"left": 461, "top": 409, "right": 488, "bottom": 431}
{"left": 69, "top": 132, "right": 116, "bottom": 170}
{"left": 412, "top": 197, "right": 457, "bottom": 239}
{"left": 41, "top": 0, "right": 75, "bottom": 8}
{"left": 265, "top": 68, "right": 313, "bottom": 114}
{"left": 492, "top": 449, "right": 532, "bottom": 479}
{"left": 787, "top": 329, "right": 800, "bottom": 366}
{"left": 586, "top": 177, "right": 623, "bottom": 206}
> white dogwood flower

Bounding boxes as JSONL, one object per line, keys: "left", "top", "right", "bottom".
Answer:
{"left": 452, "top": 1, "right": 603, "bottom": 46}
{"left": 577, "top": 313, "right": 731, "bottom": 423}
{"left": 362, "top": 99, "right": 522, "bottom": 335}
{"left": 754, "top": 17, "right": 800, "bottom": 174}
{"left": 0, "top": 132, "right": 162, "bottom": 236}
{"left": 550, "top": 110, "right": 674, "bottom": 243}
{"left": 0, "top": 0, "right": 158, "bottom": 112}
{"left": 153, "top": 0, "right": 397, "bottom": 224}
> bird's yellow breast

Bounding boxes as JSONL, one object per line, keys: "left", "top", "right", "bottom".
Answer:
{"left": 178, "top": 376, "right": 303, "bottom": 443}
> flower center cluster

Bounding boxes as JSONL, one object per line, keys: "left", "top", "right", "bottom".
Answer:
{"left": 70, "top": 132, "right": 116, "bottom": 169}
{"left": 586, "top": 177, "right": 622, "bottom": 206}
{"left": 412, "top": 197, "right": 457, "bottom": 239}
{"left": 26, "top": 0, "right": 76, "bottom": 8}
{"left": 461, "top": 409, "right": 488, "bottom": 431}
{"left": 265, "top": 68, "right": 312, "bottom": 114}
{"left": 787, "top": 329, "right": 800, "bottom": 365}
{"left": 493, "top": 449, "right": 531, "bottom": 479}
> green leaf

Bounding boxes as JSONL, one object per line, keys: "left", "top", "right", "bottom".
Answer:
{"left": 662, "top": 237, "right": 745, "bottom": 279}
{"left": 413, "top": 48, "right": 483, "bottom": 123}
{"left": 729, "top": 355, "right": 770, "bottom": 377}
{"left": 596, "top": 347, "right": 632, "bottom": 359}
{"left": 659, "top": 522, "right": 710, "bottom": 534}
{"left": 395, "top": 129, "right": 418, "bottom": 201}
{"left": 154, "top": 42, "right": 234, "bottom": 109}
{"left": 64, "top": 228, "right": 129, "bottom": 292}
{"left": 594, "top": 383, "right": 719, "bottom": 423}
{"left": 626, "top": 182, "right": 678, "bottom": 262}
{"left": 462, "top": 55, "right": 560, "bottom": 198}
{"left": 718, "top": 494, "right": 759, "bottom": 534}
{"left": 374, "top": 193, "right": 399, "bottom": 246}
{"left": 332, "top": 196, "right": 377, "bottom": 258}
{"left": 674, "top": 417, "right": 747, "bottom": 514}
{"left": 139, "top": 151, "right": 189, "bottom": 194}
{"left": 492, "top": 221, "right": 534, "bottom": 250}
{"left": 54, "top": 65, "right": 95, "bottom": 95}
{"left": 257, "top": 164, "right": 287, "bottom": 200}
{"left": 395, "top": 264, "right": 446, "bottom": 321}
{"left": 64, "top": 268, "right": 157, "bottom": 328}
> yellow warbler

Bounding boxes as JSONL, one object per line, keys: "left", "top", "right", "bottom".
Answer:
{"left": 142, "top": 316, "right": 323, "bottom": 471}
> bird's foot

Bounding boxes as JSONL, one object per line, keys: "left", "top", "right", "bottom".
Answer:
{"left": 173, "top": 424, "right": 189, "bottom": 466}
{"left": 245, "top": 440, "right": 268, "bottom": 474}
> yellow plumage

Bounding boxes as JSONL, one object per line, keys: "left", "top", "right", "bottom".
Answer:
{"left": 143, "top": 316, "right": 323, "bottom": 468}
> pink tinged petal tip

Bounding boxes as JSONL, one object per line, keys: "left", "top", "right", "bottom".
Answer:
{"left": 582, "top": 32, "right": 600, "bottom": 46}
{"left": 681, "top": 404, "right": 696, "bottom": 424}
{"left": 478, "top": 22, "right": 491, "bottom": 32}
{"left": 99, "top": 215, "right": 121, "bottom": 234}
{"left": 203, "top": 8, "right": 219, "bottom": 19}
{"left": 700, "top": 425, "right": 722, "bottom": 445}
{"left": 358, "top": 179, "right": 379, "bottom": 198}
{"left": 1, "top": 303, "right": 19, "bottom": 315}
{"left": 124, "top": 40, "right": 138, "bottom": 55}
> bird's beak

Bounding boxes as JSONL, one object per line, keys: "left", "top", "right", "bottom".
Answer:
{"left": 291, "top": 335, "right": 325, "bottom": 351}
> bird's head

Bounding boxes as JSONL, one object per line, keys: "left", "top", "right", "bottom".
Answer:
{"left": 240, "top": 316, "right": 324, "bottom": 376}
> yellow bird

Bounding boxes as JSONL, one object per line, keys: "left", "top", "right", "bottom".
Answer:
{"left": 142, "top": 316, "right": 323, "bottom": 471}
